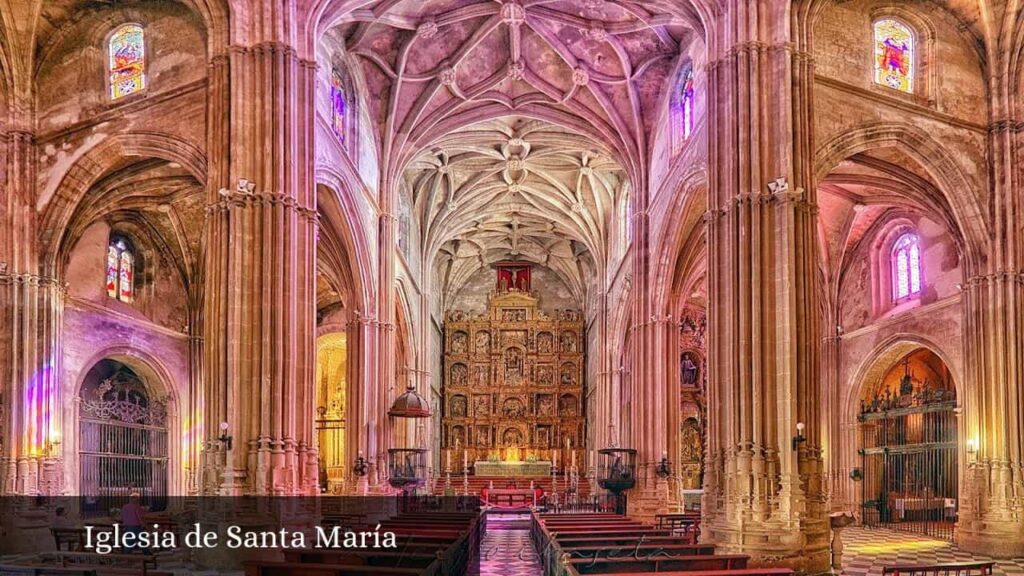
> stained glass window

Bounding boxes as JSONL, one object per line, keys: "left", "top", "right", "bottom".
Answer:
{"left": 105, "top": 245, "right": 119, "bottom": 298}
{"left": 874, "top": 19, "right": 914, "bottom": 93}
{"left": 681, "top": 69, "right": 695, "bottom": 139}
{"left": 892, "top": 233, "right": 921, "bottom": 300}
{"left": 107, "top": 238, "right": 134, "bottom": 303}
{"left": 109, "top": 24, "right": 146, "bottom": 100}
{"left": 330, "top": 69, "right": 347, "bottom": 142}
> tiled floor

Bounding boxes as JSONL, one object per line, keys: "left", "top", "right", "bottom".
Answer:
{"left": 838, "top": 526, "right": 1024, "bottom": 576}
{"left": 477, "top": 512, "right": 542, "bottom": 576}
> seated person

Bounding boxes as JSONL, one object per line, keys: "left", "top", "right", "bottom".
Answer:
{"left": 52, "top": 506, "right": 76, "bottom": 529}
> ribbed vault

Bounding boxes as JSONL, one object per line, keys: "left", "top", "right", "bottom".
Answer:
{"left": 329, "top": 0, "right": 695, "bottom": 183}
{"left": 410, "top": 117, "right": 626, "bottom": 307}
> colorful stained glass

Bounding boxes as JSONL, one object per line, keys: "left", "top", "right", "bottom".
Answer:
{"left": 892, "top": 233, "right": 922, "bottom": 300}
{"left": 106, "top": 245, "right": 119, "bottom": 298}
{"left": 119, "top": 250, "right": 134, "bottom": 302}
{"left": 874, "top": 19, "right": 914, "bottom": 93}
{"left": 330, "top": 69, "right": 347, "bottom": 142}
{"left": 109, "top": 24, "right": 146, "bottom": 100}
{"left": 681, "top": 69, "right": 695, "bottom": 139}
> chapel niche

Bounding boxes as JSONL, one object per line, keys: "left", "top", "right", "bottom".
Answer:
{"left": 442, "top": 263, "right": 585, "bottom": 468}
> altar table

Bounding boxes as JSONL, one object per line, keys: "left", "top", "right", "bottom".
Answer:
{"left": 473, "top": 461, "right": 551, "bottom": 477}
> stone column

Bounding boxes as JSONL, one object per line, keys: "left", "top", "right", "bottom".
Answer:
{"left": 953, "top": 57, "right": 1024, "bottom": 557}
{"left": 376, "top": 211, "right": 398, "bottom": 490}
{"left": 701, "top": 3, "right": 828, "bottom": 571}
{"left": 201, "top": 43, "right": 318, "bottom": 495}
{"left": 0, "top": 126, "right": 66, "bottom": 496}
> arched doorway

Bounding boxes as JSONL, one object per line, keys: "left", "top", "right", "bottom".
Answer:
{"left": 858, "top": 348, "right": 957, "bottom": 540}
{"left": 79, "top": 359, "right": 168, "bottom": 516}
{"left": 316, "top": 333, "right": 347, "bottom": 494}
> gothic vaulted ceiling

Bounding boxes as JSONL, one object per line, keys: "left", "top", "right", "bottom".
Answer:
{"left": 326, "top": 0, "right": 693, "bottom": 309}
{"left": 331, "top": 0, "right": 695, "bottom": 180}
{"left": 409, "top": 117, "right": 625, "bottom": 306}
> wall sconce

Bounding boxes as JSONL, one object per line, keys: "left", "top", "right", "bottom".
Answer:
{"left": 655, "top": 451, "right": 672, "bottom": 479}
{"left": 353, "top": 451, "right": 369, "bottom": 477}
{"left": 45, "top": 437, "right": 62, "bottom": 456}
{"left": 966, "top": 439, "right": 978, "bottom": 460}
{"left": 792, "top": 422, "right": 807, "bottom": 451}
{"left": 850, "top": 468, "right": 863, "bottom": 481}
{"left": 217, "top": 421, "right": 233, "bottom": 451}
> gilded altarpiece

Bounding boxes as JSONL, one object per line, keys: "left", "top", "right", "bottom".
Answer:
{"left": 443, "top": 290, "right": 585, "bottom": 469}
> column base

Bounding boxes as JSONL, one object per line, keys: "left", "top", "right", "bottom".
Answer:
{"left": 956, "top": 519, "right": 1024, "bottom": 558}
{"left": 703, "top": 518, "right": 831, "bottom": 575}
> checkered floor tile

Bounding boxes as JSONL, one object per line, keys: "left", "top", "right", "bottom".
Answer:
{"left": 476, "top": 513, "right": 541, "bottom": 576}
{"left": 838, "top": 527, "right": 1024, "bottom": 576}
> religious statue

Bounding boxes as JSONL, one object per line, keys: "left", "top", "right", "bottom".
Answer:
{"left": 505, "top": 348, "right": 524, "bottom": 385}
{"left": 559, "top": 394, "right": 578, "bottom": 417}
{"left": 535, "top": 365, "right": 553, "bottom": 386}
{"left": 475, "top": 427, "right": 490, "bottom": 447}
{"left": 503, "top": 398, "right": 525, "bottom": 418}
{"left": 450, "top": 395, "right": 467, "bottom": 417}
{"left": 451, "top": 364, "right": 468, "bottom": 386}
{"left": 451, "top": 426, "right": 466, "bottom": 447}
{"left": 681, "top": 352, "right": 699, "bottom": 386}
{"left": 476, "top": 331, "right": 490, "bottom": 353}
{"left": 560, "top": 365, "right": 576, "bottom": 387}
{"left": 451, "top": 332, "right": 467, "bottom": 354}
{"left": 474, "top": 365, "right": 489, "bottom": 387}
{"left": 681, "top": 419, "right": 701, "bottom": 462}
{"left": 537, "top": 395, "right": 555, "bottom": 416}
{"left": 561, "top": 332, "right": 577, "bottom": 352}
{"left": 537, "top": 332, "right": 554, "bottom": 354}
{"left": 473, "top": 395, "right": 490, "bottom": 416}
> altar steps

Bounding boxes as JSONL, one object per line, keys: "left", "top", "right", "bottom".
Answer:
{"left": 431, "top": 476, "right": 592, "bottom": 499}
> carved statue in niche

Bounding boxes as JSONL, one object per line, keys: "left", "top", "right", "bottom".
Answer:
{"left": 535, "top": 365, "right": 553, "bottom": 386}
{"left": 502, "top": 428, "right": 524, "bottom": 447}
{"left": 560, "top": 363, "right": 576, "bottom": 387}
{"left": 451, "top": 425, "right": 466, "bottom": 447}
{"left": 505, "top": 347, "right": 524, "bottom": 385}
{"left": 536, "top": 426, "right": 551, "bottom": 448}
{"left": 475, "top": 426, "right": 490, "bottom": 447}
{"left": 559, "top": 394, "right": 578, "bottom": 416}
{"left": 537, "top": 332, "right": 554, "bottom": 354}
{"left": 681, "top": 418, "right": 701, "bottom": 462}
{"left": 681, "top": 352, "right": 700, "bottom": 386}
{"left": 537, "top": 394, "right": 554, "bottom": 416}
{"left": 451, "top": 364, "right": 468, "bottom": 386}
{"left": 473, "top": 395, "right": 490, "bottom": 416}
{"left": 476, "top": 331, "right": 490, "bottom": 353}
{"left": 502, "top": 309, "right": 526, "bottom": 322}
{"left": 451, "top": 332, "right": 468, "bottom": 354}
{"left": 502, "top": 397, "right": 525, "bottom": 418}
{"left": 450, "top": 395, "right": 467, "bottom": 417}
{"left": 561, "top": 332, "right": 577, "bottom": 352}
{"left": 473, "top": 365, "right": 489, "bottom": 388}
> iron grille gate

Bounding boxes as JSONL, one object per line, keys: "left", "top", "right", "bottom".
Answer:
{"left": 859, "top": 400, "right": 958, "bottom": 540}
{"left": 79, "top": 390, "right": 168, "bottom": 517}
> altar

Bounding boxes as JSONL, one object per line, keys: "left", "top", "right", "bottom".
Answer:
{"left": 474, "top": 461, "right": 552, "bottom": 477}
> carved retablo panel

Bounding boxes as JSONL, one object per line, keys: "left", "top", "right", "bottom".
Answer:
{"left": 443, "top": 276, "right": 585, "bottom": 469}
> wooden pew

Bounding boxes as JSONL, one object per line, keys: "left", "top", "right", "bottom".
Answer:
{"left": 559, "top": 543, "right": 716, "bottom": 560}
{"left": 883, "top": 562, "right": 996, "bottom": 576}
{"left": 0, "top": 565, "right": 173, "bottom": 576}
{"left": 555, "top": 535, "right": 700, "bottom": 547}
{"left": 243, "top": 562, "right": 426, "bottom": 576}
{"left": 280, "top": 550, "right": 437, "bottom": 568}
{"left": 567, "top": 553, "right": 749, "bottom": 574}
{"left": 578, "top": 570, "right": 794, "bottom": 576}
